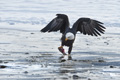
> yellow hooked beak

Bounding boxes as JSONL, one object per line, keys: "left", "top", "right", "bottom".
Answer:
{"left": 65, "top": 38, "right": 68, "bottom": 41}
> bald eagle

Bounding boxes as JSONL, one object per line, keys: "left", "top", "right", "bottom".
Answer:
{"left": 40, "top": 14, "right": 105, "bottom": 55}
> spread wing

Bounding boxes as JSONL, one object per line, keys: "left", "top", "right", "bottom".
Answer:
{"left": 72, "top": 18, "right": 106, "bottom": 36}
{"left": 40, "top": 14, "right": 69, "bottom": 34}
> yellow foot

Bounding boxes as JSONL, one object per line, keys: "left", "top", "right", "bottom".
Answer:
{"left": 68, "top": 54, "right": 71, "bottom": 56}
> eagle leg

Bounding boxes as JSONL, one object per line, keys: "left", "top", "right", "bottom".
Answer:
{"left": 68, "top": 46, "right": 73, "bottom": 55}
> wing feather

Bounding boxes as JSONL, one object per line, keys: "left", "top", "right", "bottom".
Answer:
{"left": 72, "top": 18, "right": 105, "bottom": 36}
{"left": 41, "top": 14, "right": 69, "bottom": 34}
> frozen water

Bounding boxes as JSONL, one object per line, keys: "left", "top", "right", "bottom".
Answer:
{"left": 0, "top": 0, "right": 120, "bottom": 29}
{"left": 0, "top": 0, "right": 120, "bottom": 80}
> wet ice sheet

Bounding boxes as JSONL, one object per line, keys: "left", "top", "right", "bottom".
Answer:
{"left": 0, "top": 28, "right": 120, "bottom": 80}
{"left": 0, "top": 0, "right": 120, "bottom": 80}
{"left": 0, "top": 0, "right": 120, "bottom": 27}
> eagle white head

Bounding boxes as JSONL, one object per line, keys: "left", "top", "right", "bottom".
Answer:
{"left": 65, "top": 32, "right": 75, "bottom": 41}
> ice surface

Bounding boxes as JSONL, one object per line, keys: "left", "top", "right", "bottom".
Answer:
{"left": 0, "top": 0, "right": 120, "bottom": 28}
{"left": 0, "top": 0, "right": 120, "bottom": 80}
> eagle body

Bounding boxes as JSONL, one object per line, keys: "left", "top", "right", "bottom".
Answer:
{"left": 61, "top": 29, "right": 76, "bottom": 46}
{"left": 61, "top": 35, "right": 75, "bottom": 47}
{"left": 40, "top": 14, "right": 105, "bottom": 55}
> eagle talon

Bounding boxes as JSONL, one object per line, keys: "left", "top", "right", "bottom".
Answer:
{"left": 58, "top": 46, "right": 66, "bottom": 55}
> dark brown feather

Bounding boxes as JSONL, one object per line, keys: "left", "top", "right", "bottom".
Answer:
{"left": 72, "top": 18, "right": 105, "bottom": 36}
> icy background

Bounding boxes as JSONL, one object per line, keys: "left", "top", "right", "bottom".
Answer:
{"left": 0, "top": 0, "right": 120, "bottom": 80}
{"left": 0, "top": 0, "right": 120, "bottom": 30}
